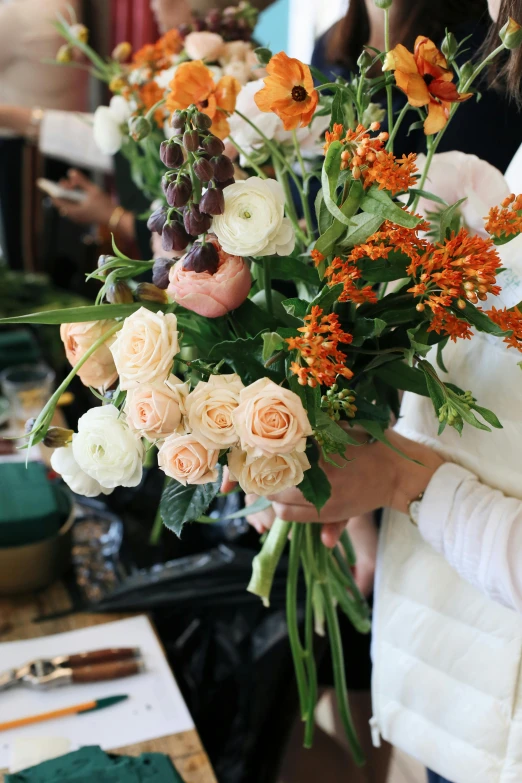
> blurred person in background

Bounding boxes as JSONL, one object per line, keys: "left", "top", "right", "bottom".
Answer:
{"left": 151, "top": 0, "right": 276, "bottom": 31}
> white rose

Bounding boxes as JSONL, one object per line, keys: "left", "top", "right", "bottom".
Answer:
{"left": 184, "top": 31, "right": 224, "bottom": 61}
{"left": 155, "top": 64, "right": 178, "bottom": 90}
{"left": 93, "top": 95, "right": 132, "bottom": 155}
{"left": 185, "top": 373, "right": 244, "bottom": 449}
{"left": 232, "top": 377, "right": 313, "bottom": 456}
{"left": 222, "top": 60, "right": 250, "bottom": 85}
{"left": 110, "top": 307, "right": 179, "bottom": 390}
{"left": 124, "top": 374, "right": 188, "bottom": 441}
{"left": 212, "top": 177, "right": 295, "bottom": 257}
{"left": 227, "top": 448, "right": 310, "bottom": 496}
{"left": 51, "top": 444, "right": 113, "bottom": 498}
{"left": 72, "top": 405, "right": 144, "bottom": 489}
{"left": 414, "top": 151, "right": 510, "bottom": 237}
{"left": 158, "top": 433, "right": 219, "bottom": 485}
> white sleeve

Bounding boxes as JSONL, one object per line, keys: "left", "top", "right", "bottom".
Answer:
{"left": 39, "top": 111, "right": 114, "bottom": 173}
{"left": 418, "top": 462, "right": 522, "bottom": 612}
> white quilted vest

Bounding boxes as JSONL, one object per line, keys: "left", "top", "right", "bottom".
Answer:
{"left": 371, "top": 155, "right": 522, "bottom": 783}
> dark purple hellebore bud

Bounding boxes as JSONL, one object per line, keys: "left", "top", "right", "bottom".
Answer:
{"left": 182, "top": 242, "right": 219, "bottom": 274}
{"left": 183, "top": 204, "right": 213, "bottom": 237}
{"left": 160, "top": 140, "right": 183, "bottom": 169}
{"left": 183, "top": 129, "right": 200, "bottom": 152}
{"left": 162, "top": 221, "right": 191, "bottom": 252}
{"left": 203, "top": 134, "right": 225, "bottom": 157}
{"left": 212, "top": 154, "right": 235, "bottom": 182}
{"left": 215, "top": 177, "right": 235, "bottom": 190}
{"left": 171, "top": 110, "right": 187, "bottom": 129}
{"left": 199, "top": 187, "right": 224, "bottom": 216}
{"left": 166, "top": 175, "right": 192, "bottom": 208}
{"left": 147, "top": 206, "right": 168, "bottom": 234}
{"left": 194, "top": 111, "right": 213, "bottom": 130}
{"left": 193, "top": 157, "right": 214, "bottom": 182}
{"left": 152, "top": 257, "right": 174, "bottom": 289}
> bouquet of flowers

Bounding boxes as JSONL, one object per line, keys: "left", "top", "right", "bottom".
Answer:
{"left": 8, "top": 2, "right": 522, "bottom": 761}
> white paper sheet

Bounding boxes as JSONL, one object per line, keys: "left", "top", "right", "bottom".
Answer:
{"left": 0, "top": 615, "right": 194, "bottom": 770}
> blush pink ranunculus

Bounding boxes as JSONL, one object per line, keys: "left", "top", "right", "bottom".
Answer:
{"left": 167, "top": 238, "right": 251, "bottom": 318}
{"left": 184, "top": 31, "right": 224, "bottom": 62}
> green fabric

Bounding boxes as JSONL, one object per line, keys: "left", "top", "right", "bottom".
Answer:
{"left": 5, "top": 747, "right": 185, "bottom": 783}
{"left": 0, "top": 330, "right": 40, "bottom": 372}
{"left": 0, "top": 463, "right": 64, "bottom": 547}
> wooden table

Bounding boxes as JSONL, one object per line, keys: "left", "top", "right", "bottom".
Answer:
{"left": 0, "top": 582, "right": 217, "bottom": 783}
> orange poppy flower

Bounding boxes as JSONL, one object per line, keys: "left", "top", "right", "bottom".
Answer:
{"left": 254, "top": 51, "right": 318, "bottom": 131}
{"left": 166, "top": 60, "right": 240, "bottom": 140}
{"left": 139, "top": 81, "right": 166, "bottom": 126}
{"left": 383, "top": 36, "right": 472, "bottom": 134}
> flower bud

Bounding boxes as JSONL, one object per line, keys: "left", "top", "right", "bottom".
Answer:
{"left": 215, "top": 176, "right": 235, "bottom": 190}
{"left": 199, "top": 187, "right": 225, "bottom": 215}
{"left": 373, "top": 0, "right": 392, "bottom": 7}
{"left": 106, "top": 280, "right": 134, "bottom": 304}
{"left": 160, "top": 140, "right": 184, "bottom": 168}
{"left": 44, "top": 426, "right": 74, "bottom": 449}
{"left": 193, "top": 157, "right": 214, "bottom": 182}
{"left": 182, "top": 242, "right": 219, "bottom": 274}
{"left": 162, "top": 221, "right": 191, "bottom": 252}
{"left": 500, "top": 17, "right": 522, "bottom": 49}
{"left": 211, "top": 154, "right": 235, "bottom": 182}
{"left": 147, "top": 206, "right": 168, "bottom": 234}
{"left": 441, "top": 31, "right": 458, "bottom": 60}
{"left": 135, "top": 282, "right": 169, "bottom": 304}
{"left": 194, "top": 111, "right": 213, "bottom": 130}
{"left": 183, "top": 204, "right": 213, "bottom": 236}
{"left": 109, "top": 75, "right": 127, "bottom": 93}
{"left": 152, "top": 257, "right": 174, "bottom": 289}
{"left": 183, "top": 129, "right": 200, "bottom": 152}
{"left": 171, "top": 110, "right": 187, "bottom": 129}
{"left": 56, "top": 44, "right": 73, "bottom": 63}
{"left": 203, "top": 134, "right": 225, "bottom": 157}
{"left": 357, "top": 50, "right": 373, "bottom": 71}
{"left": 97, "top": 254, "right": 117, "bottom": 274}
{"left": 112, "top": 41, "right": 132, "bottom": 62}
{"left": 25, "top": 418, "right": 36, "bottom": 435}
{"left": 70, "top": 23, "right": 89, "bottom": 43}
{"left": 166, "top": 176, "right": 192, "bottom": 208}
{"left": 129, "top": 115, "right": 152, "bottom": 141}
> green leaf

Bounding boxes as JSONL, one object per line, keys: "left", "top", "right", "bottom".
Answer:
{"left": 253, "top": 256, "right": 319, "bottom": 287}
{"left": 309, "top": 64, "right": 330, "bottom": 85}
{"left": 255, "top": 46, "right": 273, "bottom": 66}
{"left": 314, "top": 180, "right": 364, "bottom": 256}
{"left": 309, "top": 283, "right": 344, "bottom": 313}
{"left": 315, "top": 189, "right": 333, "bottom": 235}
{"left": 160, "top": 473, "right": 221, "bottom": 537}
{"left": 451, "top": 301, "right": 507, "bottom": 336}
{"left": 321, "top": 142, "right": 354, "bottom": 227}
{"left": 282, "top": 297, "right": 308, "bottom": 319}
{"left": 360, "top": 187, "right": 421, "bottom": 229}
{"left": 357, "top": 250, "right": 410, "bottom": 283}
{"left": 210, "top": 333, "right": 279, "bottom": 384}
{"left": 289, "top": 377, "right": 321, "bottom": 428}
{"left": 262, "top": 331, "right": 285, "bottom": 362}
{"left": 233, "top": 297, "right": 276, "bottom": 334}
{"left": 374, "top": 360, "right": 429, "bottom": 396}
{"left": 298, "top": 462, "right": 332, "bottom": 513}
{"left": 331, "top": 90, "right": 346, "bottom": 129}
{"left": 315, "top": 409, "right": 361, "bottom": 447}
{"left": 0, "top": 302, "right": 166, "bottom": 325}
{"left": 438, "top": 197, "right": 466, "bottom": 241}
{"left": 406, "top": 120, "right": 424, "bottom": 136}
{"left": 338, "top": 213, "right": 383, "bottom": 249}
{"left": 408, "top": 188, "right": 448, "bottom": 207}
{"left": 436, "top": 337, "right": 449, "bottom": 373}
{"left": 351, "top": 317, "right": 387, "bottom": 346}
{"left": 470, "top": 403, "right": 503, "bottom": 429}
{"left": 357, "top": 419, "right": 422, "bottom": 463}
{"left": 222, "top": 496, "right": 272, "bottom": 520}
{"left": 418, "top": 360, "right": 446, "bottom": 415}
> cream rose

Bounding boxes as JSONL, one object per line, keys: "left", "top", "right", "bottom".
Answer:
{"left": 60, "top": 320, "right": 118, "bottom": 392}
{"left": 110, "top": 307, "right": 179, "bottom": 389}
{"left": 185, "top": 373, "right": 244, "bottom": 449}
{"left": 124, "top": 374, "right": 187, "bottom": 441}
{"left": 72, "top": 405, "right": 144, "bottom": 489}
{"left": 51, "top": 444, "right": 113, "bottom": 498}
{"left": 184, "top": 31, "right": 224, "bottom": 61}
{"left": 228, "top": 448, "right": 310, "bottom": 496}
{"left": 158, "top": 433, "right": 219, "bottom": 485}
{"left": 232, "top": 378, "right": 312, "bottom": 456}
{"left": 211, "top": 178, "right": 295, "bottom": 257}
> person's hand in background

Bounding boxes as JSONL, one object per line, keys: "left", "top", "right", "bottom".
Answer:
{"left": 52, "top": 169, "right": 114, "bottom": 225}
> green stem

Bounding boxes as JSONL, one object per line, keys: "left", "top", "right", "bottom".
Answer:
{"left": 386, "top": 102, "right": 409, "bottom": 153}
{"left": 322, "top": 580, "right": 365, "bottom": 766}
{"left": 287, "top": 523, "right": 309, "bottom": 720}
{"left": 247, "top": 516, "right": 291, "bottom": 606}
{"left": 292, "top": 129, "right": 315, "bottom": 239}
{"left": 340, "top": 529, "right": 357, "bottom": 566}
{"left": 301, "top": 555, "right": 318, "bottom": 747}
{"left": 263, "top": 257, "right": 273, "bottom": 319}
{"left": 273, "top": 156, "right": 308, "bottom": 245}
{"left": 187, "top": 151, "right": 202, "bottom": 204}
{"left": 149, "top": 474, "right": 169, "bottom": 545}
{"left": 384, "top": 8, "right": 394, "bottom": 142}
{"left": 228, "top": 134, "right": 267, "bottom": 179}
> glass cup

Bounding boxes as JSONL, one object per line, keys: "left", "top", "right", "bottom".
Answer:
{"left": 0, "top": 364, "right": 55, "bottom": 434}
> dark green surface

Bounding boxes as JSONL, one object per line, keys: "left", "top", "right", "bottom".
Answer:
{"left": 81, "top": 694, "right": 128, "bottom": 713}
{"left": 0, "top": 330, "right": 40, "bottom": 372}
{"left": 0, "top": 463, "right": 68, "bottom": 547}
{"left": 5, "top": 747, "right": 185, "bottom": 783}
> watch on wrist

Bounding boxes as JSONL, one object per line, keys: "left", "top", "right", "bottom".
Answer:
{"left": 407, "top": 491, "right": 425, "bottom": 527}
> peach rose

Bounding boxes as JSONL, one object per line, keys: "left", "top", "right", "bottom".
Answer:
{"left": 124, "top": 374, "right": 188, "bottom": 441}
{"left": 109, "top": 307, "right": 179, "bottom": 390}
{"left": 185, "top": 373, "right": 244, "bottom": 449}
{"left": 227, "top": 448, "right": 310, "bottom": 496}
{"left": 184, "top": 32, "right": 224, "bottom": 62}
{"left": 167, "top": 238, "right": 251, "bottom": 318}
{"left": 233, "top": 378, "right": 313, "bottom": 457}
{"left": 60, "top": 320, "right": 118, "bottom": 392}
{"left": 158, "top": 433, "right": 219, "bottom": 485}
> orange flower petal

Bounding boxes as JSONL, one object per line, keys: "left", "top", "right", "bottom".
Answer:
{"left": 383, "top": 44, "right": 417, "bottom": 74}
{"left": 429, "top": 79, "right": 473, "bottom": 103}
{"left": 414, "top": 36, "right": 448, "bottom": 70}
{"left": 214, "top": 75, "right": 241, "bottom": 113}
{"left": 424, "top": 100, "right": 448, "bottom": 135}
{"left": 396, "top": 71, "right": 430, "bottom": 106}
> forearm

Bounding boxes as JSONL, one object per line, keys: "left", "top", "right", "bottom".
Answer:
{"left": 0, "top": 105, "right": 31, "bottom": 135}
{"left": 417, "top": 463, "right": 522, "bottom": 612}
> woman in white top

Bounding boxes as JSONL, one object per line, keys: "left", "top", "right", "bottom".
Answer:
{"left": 239, "top": 0, "right": 522, "bottom": 780}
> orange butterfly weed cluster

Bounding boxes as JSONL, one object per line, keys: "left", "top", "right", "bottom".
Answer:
{"left": 324, "top": 123, "right": 418, "bottom": 196}
{"left": 427, "top": 311, "right": 473, "bottom": 342}
{"left": 408, "top": 229, "right": 501, "bottom": 313}
{"left": 255, "top": 52, "right": 318, "bottom": 131}
{"left": 485, "top": 194, "right": 522, "bottom": 239}
{"left": 132, "top": 29, "right": 183, "bottom": 71}
{"left": 324, "top": 258, "right": 378, "bottom": 304}
{"left": 286, "top": 306, "right": 354, "bottom": 388}
{"left": 166, "top": 60, "right": 241, "bottom": 139}
{"left": 486, "top": 306, "right": 522, "bottom": 351}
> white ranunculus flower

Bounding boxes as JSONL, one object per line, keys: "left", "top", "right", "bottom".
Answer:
{"left": 212, "top": 177, "right": 295, "bottom": 257}
{"left": 72, "top": 405, "right": 144, "bottom": 490}
{"left": 155, "top": 64, "right": 178, "bottom": 90}
{"left": 93, "top": 95, "right": 132, "bottom": 155}
{"left": 51, "top": 444, "right": 113, "bottom": 498}
{"left": 415, "top": 151, "right": 510, "bottom": 238}
{"left": 222, "top": 60, "right": 250, "bottom": 85}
